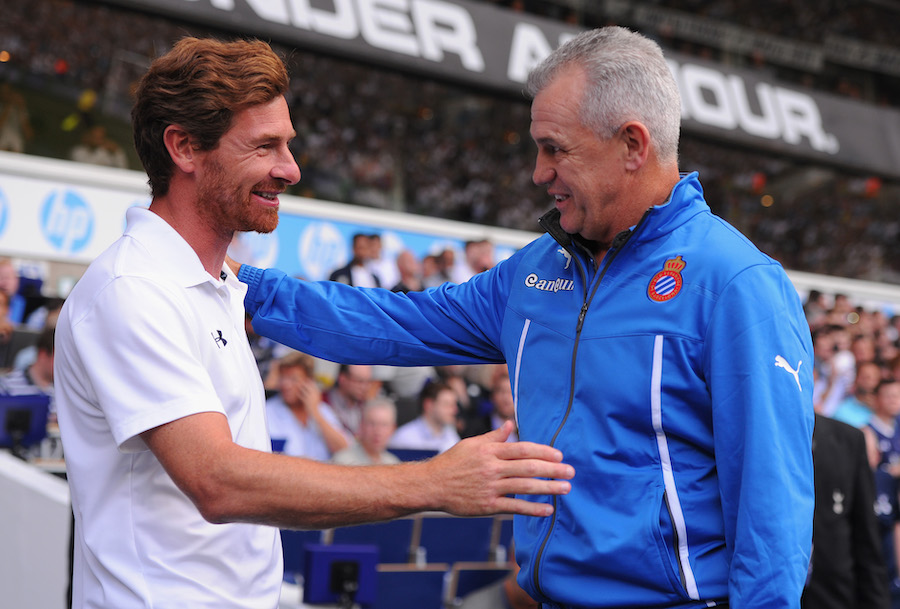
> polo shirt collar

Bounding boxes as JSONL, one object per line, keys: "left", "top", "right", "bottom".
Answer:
{"left": 123, "top": 206, "right": 221, "bottom": 289}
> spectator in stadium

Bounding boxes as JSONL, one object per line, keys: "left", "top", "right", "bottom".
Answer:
{"left": 332, "top": 397, "right": 401, "bottom": 465}
{"left": 853, "top": 333, "right": 879, "bottom": 367}
{"left": 866, "top": 378, "right": 900, "bottom": 605}
{"left": 485, "top": 366, "right": 518, "bottom": 442}
{"left": 323, "top": 364, "right": 375, "bottom": 436}
{"left": 802, "top": 414, "right": 890, "bottom": 609}
{"left": 833, "top": 360, "right": 883, "bottom": 428}
{"left": 435, "top": 364, "right": 489, "bottom": 438}
{"left": 0, "top": 257, "right": 26, "bottom": 324}
{"left": 53, "top": 37, "right": 573, "bottom": 609}
{"left": 0, "top": 325, "right": 58, "bottom": 458}
{"left": 0, "top": 324, "right": 54, "bottom": 399}
{"left": 453, "top": 238, "right": 495, "bottom": 283}
{"left": 388, "top": 381, "right": 461, "bottom": 454}
{"left": 804, "top": 289, "right": 828, "bottom": 329}
{"left": 365, "top": 232, "right": 398, "bottom": 289}
{"left": 233, "top": 26, "right": 813, "bottom": 608}
{"left": 0, "top": 82, "right": 33, "bottom": 153}
{"left": 813, "top": 324, "right": 855, "bottom": 416}
{"left": 0, "top": 290, "right": 14, "bottom": 346}
{"left": 265, "top": 351, "right": 349, "bottom": 461}
{"left": 69, "top": 124, "right": 128, "bottom": 169}
{"left": 421, "top": 253, "right": 446, "bottom": 288}
{"left": 328, "top": 232, "right": 381, "bottom": 287}
{"left": 391, "top": 249, "right": 423, "bottom": 293}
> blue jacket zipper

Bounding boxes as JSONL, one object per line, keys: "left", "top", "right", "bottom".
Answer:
{"left": 530, "top": 211, "right": 644, "bottom": 598}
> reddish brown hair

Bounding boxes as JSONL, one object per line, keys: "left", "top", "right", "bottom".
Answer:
{"left": 131, "top": 37, "right": 289, "bottom": 197}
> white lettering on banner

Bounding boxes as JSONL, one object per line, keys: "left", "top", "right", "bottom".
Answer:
{"left": 507, "top": 23, "right": 576, "bottom": 83}
{"left": 290, "top": 0, "right": 358, "bottom": 40}
{"left": 358, "top": 0, "right": 419, "bottom": 57}
{"left": 728, "top": 78, "right": 780, "bottom": 139}
{"left": 507, "top": 23, "right": 552, "bottom": 83}
{"left": 669, "top": 60, "right": 839, "bottom": 154}
{"left": 188, "top": 0, "right": 841, "bottom": 156}
{"left": 775, "top": 88, "right": 839, "bottom": 152}
{"left": 228, "top": 0, "right": 484, "bottom": 69}
{"left": 413, "top": 0, "right": 484, "bottom": 71}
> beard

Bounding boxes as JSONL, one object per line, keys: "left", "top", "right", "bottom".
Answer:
{"left": 196, "top": 156, "right": 280, "bottom": 237}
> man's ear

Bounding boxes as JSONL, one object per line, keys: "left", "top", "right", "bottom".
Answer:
{"left": 163, "top": 125, "right": 198, "bottom": 174}
{"left": 620, "top": 121, "right": 652, "bottom": 172}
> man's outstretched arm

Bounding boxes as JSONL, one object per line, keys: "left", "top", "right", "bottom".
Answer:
{"left": 143, "top": 414, "right": 574, "bottom": 529}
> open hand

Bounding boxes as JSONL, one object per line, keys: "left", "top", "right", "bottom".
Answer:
{"left": 421, "top": 421, "right": 574, "bottom": 518}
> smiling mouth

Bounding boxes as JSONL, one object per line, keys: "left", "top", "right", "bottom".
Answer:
{"left": 252, "top": 190, "right": 281, "bottom": 206}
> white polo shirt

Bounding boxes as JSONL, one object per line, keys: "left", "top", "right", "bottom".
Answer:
{"left": 56, "top": 207, "right": 281, "bottom": 609}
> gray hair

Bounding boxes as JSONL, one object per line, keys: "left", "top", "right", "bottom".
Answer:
{"left": 363, "top": 397, "right": 397, "bottom": 423}
{"left": 526, "top": 27, "right": 681, "bottom": 164}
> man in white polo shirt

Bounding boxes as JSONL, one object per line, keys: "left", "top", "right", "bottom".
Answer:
{"left": 54, "top": 37, "right": 573, "bottom": 609}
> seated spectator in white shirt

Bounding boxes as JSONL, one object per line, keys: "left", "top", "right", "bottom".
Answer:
{"left": 324, "top": 364, "right": 375, "bottom": 436}
{"left": 69, "top": 125, "right": 128, "bottom": 169}
{"left": 332, "top": 397, "right": 401, "bottom": 466}
{"left": 388, "top": 381, "right": 460, "bottom": 454}
{"left": 266, "top": 352, "right": 349, "bottom": 461}
{"left": 0, "top": 325, "right": 58, "bottom": 459}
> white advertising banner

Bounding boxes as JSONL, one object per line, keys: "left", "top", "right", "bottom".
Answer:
{"left": 0, "top": 151, "right": 531, "bottom": 281}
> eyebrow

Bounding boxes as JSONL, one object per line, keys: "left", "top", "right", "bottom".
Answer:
{"left": 255, "top": 129, "right": 297, "bottom": 145}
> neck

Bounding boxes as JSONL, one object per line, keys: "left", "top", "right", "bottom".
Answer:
{"left": 149, "top": 196, "right": 232, "bottom": 280}
{"left": 589, "top": 166, "right": 681, "bottom": 263}
{"left": 425, "top": 416, "right": 445, "bottom": 435}
{"left": 877, "top": 413, "right": 896, "bottom": 429}
{"left": 289, "top": 403, "right": 309, "bottom": 424}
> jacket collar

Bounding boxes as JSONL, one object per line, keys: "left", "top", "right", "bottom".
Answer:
{"left": 539, "top": 172, "right": 707, "bottom": 251}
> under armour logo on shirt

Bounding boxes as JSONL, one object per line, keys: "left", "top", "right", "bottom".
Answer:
{"left": 212, "top": 330, "right": 228, "bottom": 348}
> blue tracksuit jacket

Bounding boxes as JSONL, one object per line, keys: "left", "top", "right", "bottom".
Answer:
{"left": 240, "top": 172, "right": 814, "bottom": 609}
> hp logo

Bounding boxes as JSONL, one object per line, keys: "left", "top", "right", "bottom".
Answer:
{"left": 40, "top": 189, "right": 94, "bottom": 254}
{"left": 0, "top": 187, "right": 8, "bottom": 237}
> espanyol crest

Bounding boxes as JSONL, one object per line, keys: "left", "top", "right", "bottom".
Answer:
{"left": 648, "top": 256, "right": 686, "bottom": 302}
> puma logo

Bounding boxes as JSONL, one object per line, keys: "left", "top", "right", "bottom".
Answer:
{"left": 775, "top": 355, "right": 802, "bottom": 391}
{"left": 558, "top": 248, "right": 572, "bottom": 270}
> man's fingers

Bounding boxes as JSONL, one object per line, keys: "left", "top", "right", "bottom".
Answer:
{"left": 498, "top": 458, "right": 575, "bottom": 482}
{"left": 493, "top": 440, "right": 566, "bottom": 465}
{"left": 491, "top": 496, "right": 556, "bottom": 518}
{"left": 480, "top": 419, "right": 514, "bottom": 443}
{"left": 499, "top": 477, "right": 571, "bottom": 497}
{"left": 488, "top": 436, "right": 563, "bottom": 461}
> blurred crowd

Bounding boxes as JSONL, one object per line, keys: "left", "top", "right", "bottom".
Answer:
{"left": 490, "top": 0, "right": 900, "bottom": 47}
{"left": 804, "top": 288, "right": 900, "bottom": 603}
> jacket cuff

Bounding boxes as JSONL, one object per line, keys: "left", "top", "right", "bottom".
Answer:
{"left": 237, "top": 264, "right": 264, "bottom": 315}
